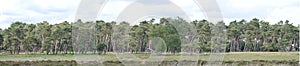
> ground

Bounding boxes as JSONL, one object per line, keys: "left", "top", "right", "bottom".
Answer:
{"left": 0, "top": 52, "right": 298, "bottom": 62}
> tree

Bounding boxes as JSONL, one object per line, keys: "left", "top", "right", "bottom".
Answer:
{"left": 192, "top": 19, "right": 211, "bottom": 52}
{"left": 0, "top": 17, "right": 299, "bottom": 54}
{"left": 35, "top": 21, "right": 51, "bottom": 53}
{"left": 243, "top": 18, "right": 260, "bottom": 51}
{"left": 0, "top": 29, "right": 4, "bottom": 52}
{"left": 227, "top": 20, "right": 239, "bottom": 52}
{"left": 260, "top": 21, "right": 272, "bottom": 51}
{"left": 6, "top": 22, "right": 26, "bottom": 54}
{"left": 112, "top": 21, "right": 131, "bottom": 53}
{"left": 23, "top": 24, "right": 37, "bottom": 54}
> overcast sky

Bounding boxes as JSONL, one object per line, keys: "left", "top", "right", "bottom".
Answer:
{"left": 0, "top": 0, "right": 299, "bottom": 29}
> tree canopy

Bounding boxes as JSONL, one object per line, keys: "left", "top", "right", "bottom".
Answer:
{"left": 0, "top": 18, "right": 299, "bottom": 55}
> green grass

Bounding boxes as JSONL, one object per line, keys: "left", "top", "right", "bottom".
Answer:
{"left": 0, "top": 52, "right": 298, "bottom": 61}
{"left": 223, "top": 52, "right": 299, "bottom": 61}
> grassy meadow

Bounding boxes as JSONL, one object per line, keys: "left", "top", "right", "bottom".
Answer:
{"left": 0, "top": 52, "right": 298, "bottom": 61}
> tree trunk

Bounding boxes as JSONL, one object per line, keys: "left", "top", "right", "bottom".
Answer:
{"left": 40, "top": 34, "right": 45, "bottom": 53}
{"left": 236, "top": 37, "right": 241, "bottom": 52}
{"left": 54, "top": 40, "right": 59, "bottom": 54}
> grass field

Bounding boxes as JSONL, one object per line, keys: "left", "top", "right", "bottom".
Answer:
{"left": 0, "top": 52, "right": 298, "bottom": 61}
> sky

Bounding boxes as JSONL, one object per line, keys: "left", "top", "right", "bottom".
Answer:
{"left": 0, "top": 0, "right": 299, "bottom": 29}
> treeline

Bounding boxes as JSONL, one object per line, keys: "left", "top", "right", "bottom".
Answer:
{"left": 0, "top": 17, "right": 299, "bottom": 54}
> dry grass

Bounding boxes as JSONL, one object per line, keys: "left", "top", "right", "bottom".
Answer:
{"left": 0, "top": 52, "right": 298, "bottom": 61}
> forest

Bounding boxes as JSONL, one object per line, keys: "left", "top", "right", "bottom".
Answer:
{"left": 0, "top": 17, "right": 299, "bottom": 55}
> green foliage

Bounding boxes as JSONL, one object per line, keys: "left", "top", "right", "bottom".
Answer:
{"left": 0, "top": 17, "right": 299, "bottom": 55}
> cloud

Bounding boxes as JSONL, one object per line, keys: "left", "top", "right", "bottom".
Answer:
{"left": 265, "top": 6, "right": 300, "bottom": 25}
{"left": 98, "top": 0, "right": 188, "bottom": 23}
{"left": 0, "top": 0, "right": 299, "bottom": 29}
{"left": 216, "top": 0, "right": 300, "bottom": 25}
{"left": 115, "top": 1, "right": 189, "bottom": 24}
{"left": 0, "top": 16, "right": 11, "bottom": 29}
{"left": 0, "top": 0, "right": 80, "bottom": 29}
{"left": 98, "top": 0, "right": 205, "bottom": 24}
